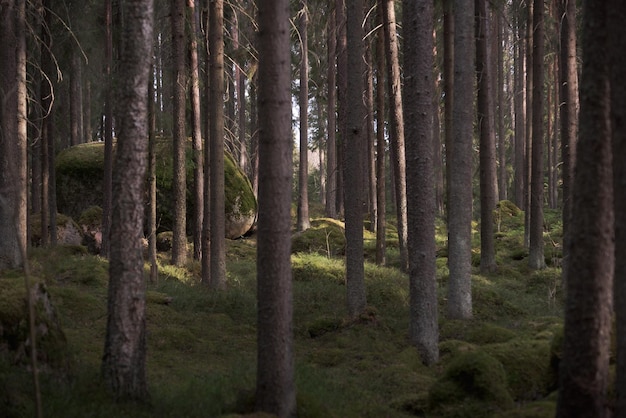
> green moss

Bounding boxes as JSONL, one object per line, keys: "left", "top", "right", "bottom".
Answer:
{"left": 441, "top": 320, "right": 517, "bottom": 345}
{"left": 292, "top": 218, "right": 347, "bottom": 256}
{"left": 428, "top": 350, "right": 515, "bottom": 415}
{"left": 78, "top": 206, "right": 103, "bottom": 228}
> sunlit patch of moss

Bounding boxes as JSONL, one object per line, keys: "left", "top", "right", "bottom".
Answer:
{"left": 292, "top": 253, "right": 345, "bottom": 283}
{"left": 292, "top": 218, "right": 347, "bottom": 256}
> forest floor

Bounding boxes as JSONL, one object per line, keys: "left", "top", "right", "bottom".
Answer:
{"left": 1, "top": 201, "right": 567, "bottom": 417}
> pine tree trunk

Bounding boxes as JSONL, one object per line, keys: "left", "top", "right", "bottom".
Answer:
{"left": 513, "top": 0, "right": 526, "bottom": 210}
{"left": 101, "top": 0, "right": 113, "bottom": 258}
{"left": 403, "top": 0, "right": 439, "bottom": 365}
{"left": 557, "top": 2, "right": 612, "bottom": 415}
{"left": 443, "top": 0, "right": 454, "bottom": 218}
{"left": 476, "top": 0, "right": 497, "bottom": 273}
{"left": 344, "top": 0, "right": 367, "bottom": 317}
{"left": 381, "top": 0, "right": 408, "bottom": 272}
{"left": 101, "top": 0, "right": 154, "bottom": 400}
{"left": 528, "top": 0, "right": 545, "bottom": 270}
{"left": 171, "top": 0, "right": 188, "bottom": 267}
{"left": 325, "top": 6, "right": 338, "bottom": 219}
{"left": 447, "top": 0, "right": 474, "bottom": 320}
{"left": 375, "top": 8, "right": 386, "bottom": 266}
{"left": 209, "top": 0, "right": 226, "bottom": 289}
{"left": 255, "top": 1, "right": 296, "bottom": 416}
{"left": 297, "top": 1, "right": 310, "bottom": 232}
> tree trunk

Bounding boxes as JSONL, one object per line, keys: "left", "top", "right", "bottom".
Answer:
{"left": 365, "top": 26, "right": 376, "bottom": 233}
{"left": 70, "top": 48, "right": 83, "bottom": 146}
{"left": 255, "top": 1, "right": 296, "bottom": 416}
{"left": 403, "top": 0, "right": 439, "bottom": 365}
{"left": 610, "top": 1, "right": 626, "bottom": 415}
{"left": 335, "top": 0, "right": 346, "bottom": 217}
{"left": 513, "top": 0, "right": 526, "bottom": 210}
{"left": 201, "top": 0, "right": 212, "bottom": 286}
{"left": 325, "top": 6, "right": 338, "bottom": 219}
{"left": 447, "top": 0, "right": 474, "bottom": 320}
{"left": 189, "top": 0, "right": 204, "bottom": 261}
{"left": 375, "top": 8, "right": 386, "bottom": 266}
{"left": 171, "top": 0, "right": 188, "bottom": 267}
{"left": 559, "top": 0, "right": 578, "bottom": 277}
{"left": 101, "top": 0, "right": 113, "bottom": 258}
{"left": 0, "top": 0, "right": 25, "bottom": 270}
{"left": 297, "top": 1, "right": 310, "bottom": 232}
{"left": 528, "top": 0, "right": 545, "bottom": 270}
{"left": 101, "top": 0, "right": 154, "bottom": 400}
{"left": 381, "top": 0, "right": 408, "bottom": 272}
{"left": 149, "top": 65, "right": 158, "bottom": 285}
{"left": 476, "top": 0, "right": 497, "bottom": 273}
{"left": 496, "top": 10, "right": 507, "bottom": 202}
{"left": 443, "top": 0, "right": 454, "bottom": 219}
{"left": 209, "top": 0, "right": 226, "bottom": 289}
{"left": 344, "top": 0, "right": 367, "bottom": 318}
{"left": 557, "top": 2, "right": 612, "bottom": 415}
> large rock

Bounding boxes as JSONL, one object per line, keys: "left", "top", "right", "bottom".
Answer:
{"left": 56, "top": 140, "right": 257, "bottom": 239}
{"left": 30, "top": 213, "right": 84, "bottom": 247}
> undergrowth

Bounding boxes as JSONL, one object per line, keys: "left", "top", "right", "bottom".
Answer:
{"left": 0, "top": 202, "right": 566, "bottom": 417}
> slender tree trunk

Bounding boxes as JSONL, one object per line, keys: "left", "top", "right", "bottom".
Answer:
{"left": 557, "top": 2, "right": 612, "bottom": 415}
{"left": 255, "top": 1, "right": 296, "bottom": 416}
{"left": 101, "top": 0, "right": 113, "bottom": 258}
{"left": 375, "top": 8, "right": 386, "bottom": 266}
{"left": 381, "top": 0, "right": 408, "bottom": 272}
{"left": 39, "top": 0, "right": 52, "bottom": 246}
{"left": 496, "top": 10, "right": 507, "bottom": 202}
{"left": 513, "top": 0, "right": 526, "bottom": 210}
{"left": 101, "top": 0, "right": 154, "bottom": 400}
{"left": 70, "top": 48, "right": 83, "bottom": 146}
{"left": 189, "top": 0, "right": 204, "bottom": 261}
{"left": 524, "top": 0, "right": 533, "bottom": 247}
{"left": 403, "top": 0, "right": 439, "bottom": 365}
{"left": 335, "top": 0, "right": 346, "bottom": 217}
{"left": 528, "top": 0, "right": 545, "bottom": 270}
{"left": 149, "top": 66, "right": 158, "bottom": 285}
{"left": 325, "top": 6, "right": 338, "bottom": 219}
{"left": 297, "top": 1, "right": 310, "bottom": 232}
{"left": 476, "top": 0, "right": 497, "bottom": 273}
{"left": 365, "top": 26, "right": 376, "bottom": 233}
{"left": 171, "top": 0, "right": 188, "bottom": 267}
{"left": 560, "top": 0, "right": 578, "bottom": 277}
{"left": 344, "top": 0, "right": 367, "bottom": 317}
{"left": 447, "top": 0, "right": 474, "bottom": 320}
{"left": 209, "top": 0, "right": 226, "bottom": 289}
{"left": 443, "top": 0, "right": 454, "bottom": 218}
{"left": 201, "top": 0, "right": 211, "bottom": 286}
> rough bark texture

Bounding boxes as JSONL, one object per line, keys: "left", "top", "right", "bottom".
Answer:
{"left": 528, "top": 0, "right": 545, "bottom": 269}
{"left": 209, "top": 0, "right": 226, "bottom": 289}
{"left": 101, "top": 0, "right": 113, "bottom": 258}
{"left": 101, "top": 0, "right": 154, "bottom": 400}
{"left": 557, "top": 2, "right": 612, "bottom": 416}
{"left": 513, "top": 0, "right": 526, "bottom": 211}
{"left": 381, "top": 0, "right": 408, "bottom": 272}
{"left": 255, "top": 1, "right": 296, "bottom": 416}
{"left": 375, "top": 8, "right": 386, "bottom": 266}
{"left": 297, "top": 1, "right": 310, "bottom": 232}
{"left": 402, "top": 0, "right": 439, "bottom": 365}
{"left": 0, "top": 0, "right": 25, "bottom": 271}
{"left": 171, "top": 0, "right": 187, "bottom": 267}
{"left": 475, "top": 0, "right": 497, "bottom": 273}
{"left": 188, "top": 0, "right": 204, "bottom": 261}
{"left": 344, "top": 0, "right": 367, "bottom": 318}
{"left": 559, "top": 0, "right": 578, "bottom": 277}
{"left": 443, "top": 0, "right": 454, "bottom": 218}
{"left": 325, "top": 6, "right": 338, "bottom": 219}
{"left": 446, "top": 0, "right": 474, "bottom": 320}
{"left": 610, "top": 1, "right": 626, "bottom": 415}
{"left": 335, "top": 0, "right": 346, "bottom": 217}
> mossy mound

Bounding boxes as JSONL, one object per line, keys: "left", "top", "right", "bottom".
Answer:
{"left": 441, "top": 320, "right": 518, "bottom": 345}
{"left": 291, "top": 218, "right": 347, "bottom": 256}
{"left": 30, "top": 213, "right": 84, "bottom": 247}
{"left": 56, "top": 140, "right": 257, "bottom": 239}
{"left": 428, "top": 350, "right": 515, "bottom": 416}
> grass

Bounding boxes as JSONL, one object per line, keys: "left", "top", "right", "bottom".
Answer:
{"left": 0, "top": 203, "right": 567, "bottom": 417}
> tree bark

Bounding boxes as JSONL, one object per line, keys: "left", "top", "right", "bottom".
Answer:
{"left": 443, "top": 0, "right": 454, "bottom": 219}
{"left": 101, "top": 0, "right": 113, "bottom": 258}
{"left": 403, "top": 0, "right": 439, "bottom": 365}
{"left": 101, "top": 0, "right": 154, "bottom": 400}
{"left": 557, "top": 2, "right": 612, "bottom": 415}
{"left": 209, "top": 0, "right": 226, "bottom": 289}
{"left": 381, "top": 0, "right": 408, "bottom": 272}
{"left": 297, "top": 1, "right": 310, "bottom": 232}
{"left": 447, "top": 0, "right": 474, "bottom": 320}
{"left": 528, "top": 0, "right": 545, "bottom": 270}
{"left": 189, "top": 0, "right": 204, "bottom": 261}
{"left": 325, "top": 6, "right": 338, "bottom": 219}
{"left": 476, "top": 0, "right": 497, "bottom": 273}
{"left": 513, "top": 0, "right": 526, "bottom": 210}
{"left": 375, "top": 8, "right": 386, "bottom": 266}
{"left": 255, "top": 1, "right": 296, "bottom": 416}
{"left": 344, "top": 0, "right": 367, "bottom": 318}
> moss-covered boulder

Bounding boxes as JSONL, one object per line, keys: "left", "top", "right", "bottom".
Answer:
{"left": 428, "top": 350, "right": 515, "bottom": 416}
{"left": 30, "top": 213, "right": 84, "bottom": 247}
{"left": 56, "top": 140, "right": 257, "bottom": 239}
